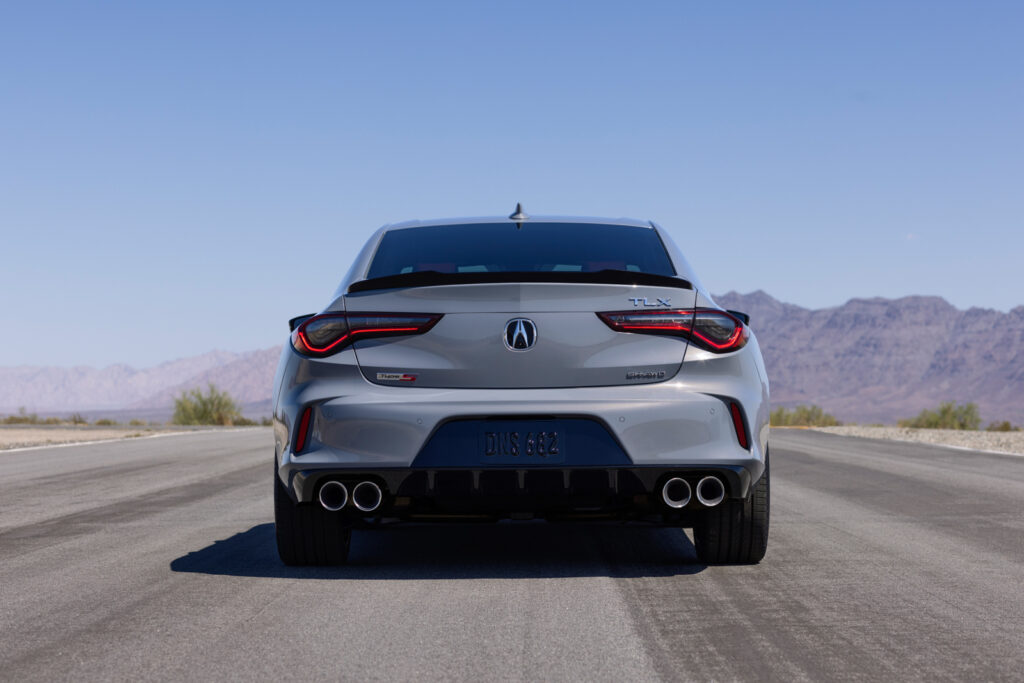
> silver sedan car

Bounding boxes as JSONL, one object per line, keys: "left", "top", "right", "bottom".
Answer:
{"left": 272, "top": 208, "right": 770, "bottom": 565}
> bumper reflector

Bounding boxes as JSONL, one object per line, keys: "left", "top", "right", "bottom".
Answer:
{"left": 729, "top": 402, "right": 749, "bottom": 450}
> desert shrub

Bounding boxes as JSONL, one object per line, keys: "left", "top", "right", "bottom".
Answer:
{"left": 128, "top": 418, "right": 146, "bottom": 426}
{"left": 3, "top": 407, "right": 39, "bottom": 424}
{"left": 234, "top": 416, "right": 273, "bottom": 427}
{"left": 94, "top": 418, "right": 118, "bottom": 426}
{"left": 42, "top": 416, "right": 63, "bottom": 424}
{"left": 69, "top": 413, "right": 88, "bottom": 425}
{"left": 899, "top": 402, "right": 981, "bottom": 430}
{"left": 986, "top": 420, "right": 1022, "bottom": 432}
{"left": 172, "top": 384, "right": 241, "bottom": 426}
{"left": 770, "top": 404, "right": 841, "bottom": 427}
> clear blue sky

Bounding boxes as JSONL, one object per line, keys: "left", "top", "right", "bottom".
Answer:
{"left": 2, "top": 1, "right": 1021, "bottom": 368}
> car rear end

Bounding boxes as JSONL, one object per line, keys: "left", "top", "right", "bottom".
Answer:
{"left": 272, "top": 217, "right": 770, "bottom": 564}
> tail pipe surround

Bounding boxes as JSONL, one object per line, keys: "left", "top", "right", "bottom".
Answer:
{"left": 661, "top": 477, "right": 692, "bottom": 508}
{"left": 352, "top": 481, "right": 383, "bottom": 512}
{"left": 696, "top": 475, "right": 726, "bottom": 507}
{"left": 318, "top": 481, "right": 348, "bottom": 511}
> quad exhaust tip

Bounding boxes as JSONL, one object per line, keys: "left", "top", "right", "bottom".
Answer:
{"left": 352, "top": 481, "right": 383, "bottom": 512}
{"left": 662, "top": 477, "right": 692, "bottom": 509}
{"left": 318, "top": 481, "right": 348, "bottom": 512}
{"left": 696, "top": 476, "right": 726, "bottom": 507}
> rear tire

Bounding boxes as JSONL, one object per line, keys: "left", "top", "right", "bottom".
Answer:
{"left": 274, "top": 468, "right": 351, "bottom": 566}
{"left": 693, "top": 451, "right": 769, "bottom": 564}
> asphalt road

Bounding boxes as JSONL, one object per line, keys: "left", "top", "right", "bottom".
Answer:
{"left": 2, "top": 428, "right": 1023, "bottom": 682}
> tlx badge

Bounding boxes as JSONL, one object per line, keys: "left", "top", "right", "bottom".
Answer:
{"left": 629, "top": 297, "right": 671, "bottom": 307}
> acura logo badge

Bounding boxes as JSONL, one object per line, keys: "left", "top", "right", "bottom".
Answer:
{"left": 504, "top": 318, "right": 537, "bottom": 351}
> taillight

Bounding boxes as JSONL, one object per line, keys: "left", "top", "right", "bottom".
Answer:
{"left": 596, "top": 309, "right": 749, "bottom": 353}
{"left": 291, "top": 312, "right": 442, "bottom": 357}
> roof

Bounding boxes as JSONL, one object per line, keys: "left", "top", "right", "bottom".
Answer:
{"left": 382, "top": 215, "right": 656, "bottom": 231}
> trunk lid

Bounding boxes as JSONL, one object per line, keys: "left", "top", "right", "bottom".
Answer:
{"left": 344, "top": 282, "right": 697, "bottom": 389}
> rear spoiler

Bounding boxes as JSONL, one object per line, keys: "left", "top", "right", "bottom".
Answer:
{"left": 347, "top": 269, "right": 693, "bottom": 294}
{"left": 289, "top": 313, "right": 315, "bottom": 332}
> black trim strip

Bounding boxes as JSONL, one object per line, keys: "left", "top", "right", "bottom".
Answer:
{"left": 347, "top": 269, "right": 693, "bottom": 294}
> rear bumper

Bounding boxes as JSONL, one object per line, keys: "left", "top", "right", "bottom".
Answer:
{"left": 272, "top": 339, "right": 771, "bottom": 519}
{"left": 274, "top": 348, "right": 768, "bottom": 456}
{"left": 287, "top": 460, "right": 763, "bottom": 523}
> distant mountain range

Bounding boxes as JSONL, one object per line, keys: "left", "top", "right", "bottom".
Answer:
{"left": 0, "top": 348, "right": 280, "bottom": 420}
{"left": 716, "top": 291, "right": 1024, "bottom": 424}
{"left": 2, "top": 292, "right": 1023, "bottom": 424}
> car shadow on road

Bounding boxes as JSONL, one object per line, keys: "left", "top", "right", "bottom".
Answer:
{"left": 170, "top": 523, "right": 706, "bottom": 579}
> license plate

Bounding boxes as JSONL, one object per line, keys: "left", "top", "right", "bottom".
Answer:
{"left": 480, "top": 425, "right": 566, "bottom": 464}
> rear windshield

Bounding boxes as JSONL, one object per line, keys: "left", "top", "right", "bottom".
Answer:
{"left": 366, "top": 223, "right": 676, "bottom": 279}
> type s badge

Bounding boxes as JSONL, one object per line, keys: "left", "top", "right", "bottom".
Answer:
{"left": 376, "top": 372, "right": 417, "bottom": 382}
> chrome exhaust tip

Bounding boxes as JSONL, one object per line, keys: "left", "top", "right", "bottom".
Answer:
{"left": 661, "top": 477, "right": 692, "bottom": 509}
{"left": 696, "top": 476, "right": 726, "bottom": 507}
{"left": 318, "top": 481, "right": 348, "bottom": 512}
{"left": 352, "top": 481, "right": 383, "bottom": 512}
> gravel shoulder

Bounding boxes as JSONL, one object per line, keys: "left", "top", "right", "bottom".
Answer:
{"left": 0, "top": 426, "right": 192, "bottom": 450}
{"left": 809, "top": 425, "right": 1024, "bottom": 456}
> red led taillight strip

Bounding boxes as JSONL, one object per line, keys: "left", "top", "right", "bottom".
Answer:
{"left": 291, "top": 313, "right": 442, "bottom": 358}
{"left": 296, "top": 326, "right": 422, "bottom": 354}
{"left": 596, "top": 309, "right": 749, "bottom": 354}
